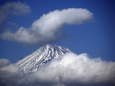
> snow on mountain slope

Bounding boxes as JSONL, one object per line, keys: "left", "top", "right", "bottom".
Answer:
{"left": 15, "top": 44, "right": 71, "bottom": 73}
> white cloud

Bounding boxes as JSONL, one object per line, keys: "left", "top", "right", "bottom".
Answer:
{"left": 0, "top": 58, "right": 10, "bottom": 68}
{"left": 0, "top": 2, "right": 31, "bottom": 23}
{"left": 33, "top": 52, "right": 115, "bottom": 84}
{"left": 0, "top": 52, "right": 115, "bottom": 86}
{"left": 0, "top": 8, "right": 93, "bottom": 44}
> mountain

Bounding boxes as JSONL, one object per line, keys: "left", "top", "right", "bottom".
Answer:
{"left": 15, "top": 44, "right": 71, "bottom": 73}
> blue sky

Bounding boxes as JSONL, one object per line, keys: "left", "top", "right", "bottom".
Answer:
{"left": 0, "top": 0, "right": 115, "bottom": 63}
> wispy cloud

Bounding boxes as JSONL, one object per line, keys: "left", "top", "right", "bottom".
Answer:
{"left": 0, "top": 52, "right": 115, "bottom": 86}
{"left": 0, "top": 8, "right": 93, "bottom": 45}
{"left": 0, "top": 2, "right": 31, "bottom": 24}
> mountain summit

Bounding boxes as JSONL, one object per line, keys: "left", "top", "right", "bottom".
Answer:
{"left": 15, "top": 44, "right": 71, "bottom": 73}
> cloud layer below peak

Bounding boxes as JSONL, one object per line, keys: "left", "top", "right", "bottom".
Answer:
{"left": 0, "top": 8, "right": 93, "bottom": 44}
{"left": 0, "top": 52, "right": 115, "bottom": 86}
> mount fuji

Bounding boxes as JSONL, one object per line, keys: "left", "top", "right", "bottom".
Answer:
{"left": 15, "top": 44, "right": 71, "bottom": 73}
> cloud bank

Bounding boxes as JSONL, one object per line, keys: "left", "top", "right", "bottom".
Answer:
{"left": 0, "top": 8, "right": 93, "bottom": 44}
{"left": 0, "top": 52, "right": 115, "bottom": 86}
{"left": 0, "top": 2, "right": 31, "bottom": 24}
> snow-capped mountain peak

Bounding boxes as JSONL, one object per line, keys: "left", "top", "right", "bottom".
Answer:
{"left": 15, "top": 44, "right": 71, "bottom": 73}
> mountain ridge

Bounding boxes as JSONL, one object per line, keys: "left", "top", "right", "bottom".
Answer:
{"left": 15, "top": 44, "right": 71, "bottom": 73}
